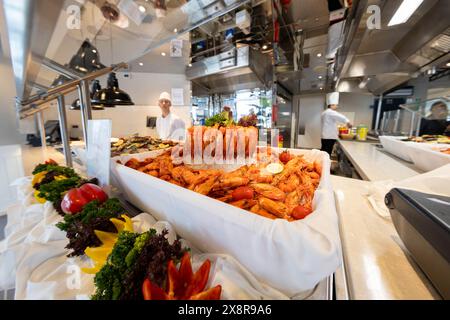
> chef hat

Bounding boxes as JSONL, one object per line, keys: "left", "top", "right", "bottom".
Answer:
{"left": 326, "top": 92, "right": 340, "bottom": 106}
{"left": 159, "top": 91, "right": 171, "bottom": 101}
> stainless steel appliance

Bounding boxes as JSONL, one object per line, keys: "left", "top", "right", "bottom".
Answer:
{"left": 385, "top": 188, "right": 450, "bottom": 300}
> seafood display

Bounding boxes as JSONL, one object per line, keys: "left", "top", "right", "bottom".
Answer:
{"left": 111, "top": 135, "right": 178, "bottom": 157}
{"left": 186, "top": 125, "right": 259, "bottom": 159}
{"left": 122, "top": 150, "right": 321, "bottom": 221}
{"left": 402, "top": 135, "right": 450, "bottom": 144}
{"left": 432, "top": 148, "right": 450, "bottom": 155}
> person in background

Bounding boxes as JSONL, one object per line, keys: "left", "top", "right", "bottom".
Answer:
{"left": 222, "top": 106, "right": 233, "bottom": 120}
{"left": 156, "top": 92, "right": 186, "bottom": 141}
{"left": 419, "top": 101, "right": 450, "bottom": 136}
{"left": 321, "top": 92, "right": 353, "bottom": 156}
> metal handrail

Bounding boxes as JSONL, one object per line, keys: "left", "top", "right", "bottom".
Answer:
{"left": 18, "top": 62, "right": 128, "bottom": 118}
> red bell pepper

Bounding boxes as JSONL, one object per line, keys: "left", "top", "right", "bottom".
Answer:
{"left": 142, "top": 252, "right": 222, "bottom": 300}
{"left": 61, "top": 183, "right": 108, "bottom": 215}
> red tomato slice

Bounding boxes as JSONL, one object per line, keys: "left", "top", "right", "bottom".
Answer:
{"left": 231, "top": 186, "right": 254, "bottom": 201}
{"left": 291, "top": 205, "right": 312, "bottom": 220}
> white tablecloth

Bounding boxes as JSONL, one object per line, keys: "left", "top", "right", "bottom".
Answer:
{"left": 0, "top": 176, "right": 319, "bottom": 300}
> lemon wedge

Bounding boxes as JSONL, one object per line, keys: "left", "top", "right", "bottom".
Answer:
{"left": 266, "top": 163, "right": 284, "bottom": 174}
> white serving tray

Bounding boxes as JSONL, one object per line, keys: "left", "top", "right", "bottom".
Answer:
{"left": 407, "top": 143, "right": 450, "bottom": 172}
{"left": 111, "top": 148, "right": 341, "bottom": 296}
{"left": 379, "top": 136, "right": 415, "bottom": 162}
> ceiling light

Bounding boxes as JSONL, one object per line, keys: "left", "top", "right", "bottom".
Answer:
{"left": 139, "top": 62, "right": 144, "bottom": 66}
{"left": 138, "top": 5, "right": 146, "bottom": 13}
{"left": 388, "top": 0, "right": 424, "bottom": 27}
{"left": 317, "top": 53, "right": 322, "bottom": 58}
{"left": 446, "top": 62, "right": 450, "bottom": 67}
{"left": 174, "top": 28, "right": 178, "bottom": 33}
{"left": 262, "top": 44, "right": 268, "bottom": 50}
{"left": 319, "top": 87, "right": 323, "bottom": 90}
{"left": 188, "top": 63, "right": 192, "bottom": 67}
{"left": 318, "top": 75, "right": 323, "bottom": 79}
{"left": 161, "top": 52, "right": 166, "bottom": 56}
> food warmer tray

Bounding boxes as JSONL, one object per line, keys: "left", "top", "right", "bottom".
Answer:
{"left": 385, "top": 188, "right": 450, "bottom": 299}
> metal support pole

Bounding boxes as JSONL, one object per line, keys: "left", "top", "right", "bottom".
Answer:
{"left": 374, "top": 94, "right": 383, "bottom": 130}
{"left": 386, "top": 111, "right": 393, "bottom": 132}
{"left": 380, "top": 114, "right": 386, "bottom": 133}
{"left": 77, "top": 80, "right": 93, "bottom": 147}
{"left": 77, "top": 84, "right": 88, "bottom": 145}
{"left": 387, "top": 111, "right": 393, "bottom": 132}
{"left": 36, "top": 112, "right": 46, "bottom": 148}
{"left": 409, "top": 112, "right": 415, "bottom": 137}
{"left": 82, "top": 80, "right": 92, "bottom": 120}
{"left": 57, "top": 95, "right": 73, "bottom": 167}
{"left": 393, "top": 109, "right": 401, "bottom": 133}
{"left": 416, "top": 116, "right": 422, "bottom": 136}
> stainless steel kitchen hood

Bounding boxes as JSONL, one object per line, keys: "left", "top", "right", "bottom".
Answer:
{"left": 333, "top": 0, "right": 450, "bottom": 95}
{"left": 186, "top": 45, "right": 272, "bottom": 95}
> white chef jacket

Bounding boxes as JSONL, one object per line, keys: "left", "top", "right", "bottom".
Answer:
{"left": 321, "top": 108, "right": 350, "bottom": 140}
{"left": 156, "top": 112, "right": 186, "bottom": 141}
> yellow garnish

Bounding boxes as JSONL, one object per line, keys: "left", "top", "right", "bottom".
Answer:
{"left": 110, "top": 214, "right": 134, "bottom": 233}
{"left": 81, "top": 214, "right": 134, "bottom": 274}
{"left": 31, "top": 171, "right": 47, "bottom": 186}
{"left": 34, "top": 190, "right": 47, "bottom": 203}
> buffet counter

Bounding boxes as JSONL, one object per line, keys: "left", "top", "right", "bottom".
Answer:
{"left": 20, "top": 144, "right": 84, "bottom": 176}
{"left": 337, "top": 140, "right": 422, "bottom": 181}
{"left": 331, "top": 175, "right": 439, "bottom": 300}
{"left": 5, "top": 145, "right": 440, "bottom": 300}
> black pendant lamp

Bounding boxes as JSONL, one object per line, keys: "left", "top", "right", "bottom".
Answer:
{"left": 69, "top": 39, "right": 106, "bottom": 74}
{"left": 70, "top": 98, "right": 81, "bottom": 110}
{"left": 91, "top": 72, "right": 134, "bottom": 107}
{"left": 70, "top": 80, "right": 105, "bottom": 110}
{"left": 52, "top": 39, "right": 104, "bottom": 88}
{"left": 90, "top": 80, "right": 105, "bottom": 110}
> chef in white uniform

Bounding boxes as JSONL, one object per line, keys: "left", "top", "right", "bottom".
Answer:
{"left": 156, "top": 92, "right": 186, "bottom": 141}
{"left": 321, "top": 92, "right": 352, "bottom": 155}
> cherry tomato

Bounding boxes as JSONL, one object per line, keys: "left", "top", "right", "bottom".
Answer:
{"left": 279, "top": 151, "right": 292, "bottom": 164}
{"left": 291, "top": 205, "right": 312, "bottom": 220}
{"left": 232, "top": 186, "right": 254, "bottom": 201}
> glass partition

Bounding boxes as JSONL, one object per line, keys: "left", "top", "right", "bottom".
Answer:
{"left": 400, "top": 96, "right": 450, "bottom": 120}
